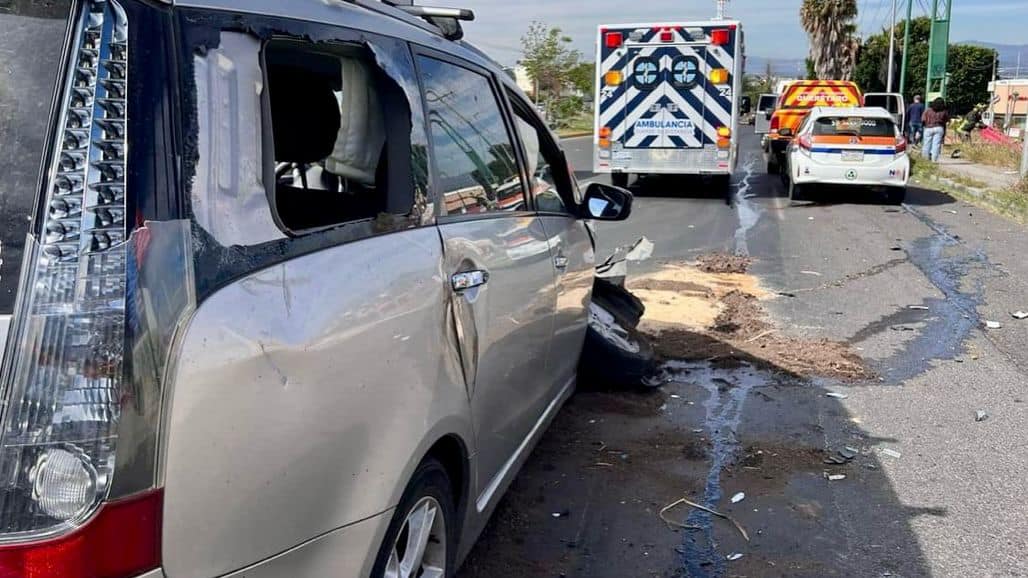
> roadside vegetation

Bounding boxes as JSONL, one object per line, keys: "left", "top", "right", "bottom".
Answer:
{"left": 913, "top": 155, "right": 1028, "bottom": 224}
{"left": 958, "top": 141, "right": 1022, "bottom": 170}
{"left": 519, "top": 22, "right": 593, "bottom": 132}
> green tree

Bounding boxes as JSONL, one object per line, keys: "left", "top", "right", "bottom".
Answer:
{"left": 946, "top": 45, "right": 995, "bottom": 115}
{"left": 520, "top": 22, "right": 581, "bottom": 100}
{"left": 520, "top": 22, "right": 586, "bottom": 127}
{"left": 800, "top": 0, "right": 860, "bottom": 80}
{"left": 568, "top": 62, "right": 595, "bottom": 97}
{"left": 853, "top": 18, "right": 994, "bottom": 115}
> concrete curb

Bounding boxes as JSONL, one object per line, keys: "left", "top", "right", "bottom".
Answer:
{"left": 924, "top": 170, "right": 989, "bottom": 200}
{"left": 556, "top": 130, "right": 593, "bottom": 139}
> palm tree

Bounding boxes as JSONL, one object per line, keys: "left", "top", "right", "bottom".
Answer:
{"left": 800, "top": 0, "right": 860, "bottom": 80}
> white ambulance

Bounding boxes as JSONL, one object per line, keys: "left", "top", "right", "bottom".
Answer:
{"left": 594, "top": 20, "right": 745, "bottom": 191}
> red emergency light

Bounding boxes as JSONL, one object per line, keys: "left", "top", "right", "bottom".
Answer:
{"left": 711, "top": 29, "right": 730, "bottom": 46}
{"left": 660, "top": 29, "right": 675, "bottom": 42}
{"left": 605, "top": 31, "right": 623, "bottom": 48}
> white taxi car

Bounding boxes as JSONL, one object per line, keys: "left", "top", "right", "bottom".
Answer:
{"left": 784, "top": 107, "right": 910, "bottom": 204}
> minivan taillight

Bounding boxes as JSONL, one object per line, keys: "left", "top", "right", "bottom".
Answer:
{"left": 0, "top": 1, "right": 192, "bottom": 572}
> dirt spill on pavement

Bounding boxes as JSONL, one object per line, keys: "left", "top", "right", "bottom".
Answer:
{"left": 629, "top": 256, "right": 870, "bottom": 381}
{"left": 696, "top": 252, "right": 754, "bottom": 275}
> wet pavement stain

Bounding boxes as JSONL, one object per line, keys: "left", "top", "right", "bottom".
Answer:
{"left": 865, "top": 205, "right": 993, "bottom": 381}
{"left": 659, "top": 361, "right": 777, "bottom": 577}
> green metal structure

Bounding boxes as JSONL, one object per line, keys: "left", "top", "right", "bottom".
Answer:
{"left": 924, "top": 0, "right": 952, "bottom": 101}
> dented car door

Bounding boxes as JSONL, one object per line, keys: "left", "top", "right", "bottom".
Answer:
{"left": 417, "top": 52, "right": 562, "bottom": 511}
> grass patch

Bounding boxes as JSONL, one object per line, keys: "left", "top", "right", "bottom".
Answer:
{"left": 555, "top": 113, "right": 593, "bottom": 137}
{"left": 912, "top": 156, "right": 1028, "bottom": 223}
{"left": 958, "top": 141, "right": 1022, "bottom": 170}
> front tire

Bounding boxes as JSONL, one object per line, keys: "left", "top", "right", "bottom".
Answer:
{"left": 612, "top": 172, "right": 630, "bottom": 188}
{"left": 788, "top": 178, "right": 804, "bottom": 203}
{"left": 372, "top": 458, "right": 457, "bottom": 578}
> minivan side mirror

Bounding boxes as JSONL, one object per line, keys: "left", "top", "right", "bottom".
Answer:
{"left": 582, "top": 182, "right": 633, "bottom": 221}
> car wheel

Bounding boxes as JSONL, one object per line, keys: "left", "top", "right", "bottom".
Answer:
{"left": 612, "top": 172, "right": 630, "bottom": 189}
{"left": 372, "top": 458, "right": 456, "bottom": 578}
{"left": 886, "top": 187, "right": 906, "bottom": 205}
{"left": 579, "top": 297, "right": 656, "bottom": 388}
{"left": 788, "top": 178, "right": 804, "bottom": 203}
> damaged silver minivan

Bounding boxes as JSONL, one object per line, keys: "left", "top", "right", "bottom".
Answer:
{"left": 0, "top": 0, "right": 631, "bottom": 576}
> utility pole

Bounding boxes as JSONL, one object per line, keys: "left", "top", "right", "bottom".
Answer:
{"left": 899, "top": 0, "right": 914, "bottom": 96}
{"left": 887, "top": 0, "right": 898, "bottom": 92}
{"left": 924, "top": 0, "right": 952, "bottom": 101}
{"left": 1021, "top": 123, "right": 1028, "bottom": 178}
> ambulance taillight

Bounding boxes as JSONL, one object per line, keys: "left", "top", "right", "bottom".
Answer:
{"left": 711, "top": 29, "right": 730, "bottom": 46}
{"left": 605, "top": 32, "right": 623, "bottom": 48}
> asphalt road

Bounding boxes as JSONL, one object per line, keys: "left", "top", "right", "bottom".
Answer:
{"left": 457, "top": 128, "right": 1028, "bottom": 577}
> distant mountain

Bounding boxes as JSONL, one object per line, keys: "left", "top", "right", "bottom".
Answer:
{"left": 745, "top": 55, "right": 807, "bottom": 77}
{"left": 958, "top": 41, "right": 1027, "bottom": 77}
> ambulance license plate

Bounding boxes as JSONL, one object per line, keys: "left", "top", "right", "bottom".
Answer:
{"left": 841, "top": 150, "right": 864, "bottom": 162}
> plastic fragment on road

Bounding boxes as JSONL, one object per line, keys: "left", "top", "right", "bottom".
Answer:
{"left": 800, "top": 270, "right": 822, "bottom": 276}
{"left": 975, "top": 410, "right": 989, "bottom": 422}
{"left": 824, "top": 472, "right": 846, "bottom": 481}
{"left": 731, "top": 492, "right": 745, "bottom": 504}
{"left": 985, "top": 321, "right": 1003, "bottom": 330}
{"left": 908, "top": 305, "right": 930, "bottom": 311}
{"left": 880, "top": 448, "right": 902, "bottom": 459}
{"left": 726, "top": 553, "right": 744, "bottom": 561}
{"left": 826, "top": 392, "right": 848, "bottom": 399}
{"left": 1012, "top": 311, "right": 1028, "bottom": 320}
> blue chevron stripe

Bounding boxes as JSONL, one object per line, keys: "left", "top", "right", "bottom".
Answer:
{"left": 598, "top": 24, "right": 738, "bottom": 150}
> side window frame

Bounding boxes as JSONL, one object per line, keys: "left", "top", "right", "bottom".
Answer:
{"left": 504, "top": 89, "right": 579, "bottom": 216}
{"left": 411, "top": 45, "right": 532, "bottom": 222}
{"left": 177, "top": 9, "right": 434, "bottom": 302}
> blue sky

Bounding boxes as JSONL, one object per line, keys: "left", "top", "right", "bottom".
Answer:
{"left": 422, "top": 0, "right": 1027, "bottom": 65}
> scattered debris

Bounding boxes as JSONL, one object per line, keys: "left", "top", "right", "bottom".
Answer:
{"left": 695, "top": 252, "right": 752, "bottom": 274}
{"left": 908, "top": 305, "right": 930, "bottom": 311}
{"left": 825, "top": 392, "right": 849, "bottom": 399}
{"left": 730, "top": 492, "right": 746, "bottom": 504}
{"left": 777, "top": 291, "right": 797, "bottom": 298}
{"left": 889, "top": 246, "right": 903, "bottom": 251}
{"left": 839, "top": 448, "right": 858, "bottom": 460}
{"left": 726, "top": 553, "right": 744, "bottom": 561}
{"left": 745, "top": 329, "right": 777, "bottom": 343}
{"left": 824, "top": 472, "right": 847, "bottom": 481}
{"left": 945, "top": 209, "right": 958, "bottom": 214}
{"left": 659, "top": 497, "right": 750, "bottom": 541}
{"left": 880, "top": 448, "right": 902, "bottom": 459}
{"left": 800, "top": 270, "right": 823, "bottom": 277}
{"left": 1012, "top": 311, "right": 1028, "bottom": 320}
{"left": 985, "top": 321, "right": 1003, "bottom": 330}
{"left": 593, "top": 462, "right": 614, "bottom": 467}
{"left": 975, "top": 410, "right": 989, "bottom": 422}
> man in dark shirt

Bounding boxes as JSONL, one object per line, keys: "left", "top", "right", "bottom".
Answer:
{"left": 906, "top": 95, "right": 924, "bottom": 145}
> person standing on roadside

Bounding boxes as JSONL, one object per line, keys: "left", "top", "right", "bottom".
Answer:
{"left": 906, "top": 95, "right": 924, "bottom": 145}
{"left": 922, "top": 97, "right": 949, "bottom": 162}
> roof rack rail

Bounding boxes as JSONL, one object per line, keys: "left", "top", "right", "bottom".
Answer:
{"left": 380, "top": 0, "right": 475, "bottom": 40}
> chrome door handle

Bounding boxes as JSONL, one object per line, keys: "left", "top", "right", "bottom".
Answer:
{"left": 553, "top": 255, "right": 569, "bottom": 270}
{"left": 451, "top": 270, "right": 489, "bottom": 292}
